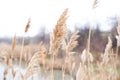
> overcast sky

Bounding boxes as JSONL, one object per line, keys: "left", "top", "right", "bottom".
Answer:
{"left": 0, "top": 0, "right": 120, "bottom": 37}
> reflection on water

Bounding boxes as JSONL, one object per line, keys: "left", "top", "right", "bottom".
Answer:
{"left": 27, "top": 68, "right": 71, "bottom": 80}
{"left": 0, "top": 62, "right": 71, "bottom": 80}
{"left": 0, "top": 63, "right": 5, "bottom": 80}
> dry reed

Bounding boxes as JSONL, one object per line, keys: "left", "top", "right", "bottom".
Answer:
{"left": 25, "top": 18, "right": 31, "bottom": 33}
{"left": 116, "top": 19, "right": 120, "bottom": 59}
{"left": 49, "top": 8, "right": 68, "bottom": 80}
{"left": 49, "top": 8, "right": 68, "bottom": 55}
{"left": 11, "top": 34, "right": 17, "bottom": 61}
{"left": 19, "top": 18, "right": 31, "bottom": 68}
{"left": 62, "top": 30, "right": 79, "bottom": 80}
{"left": 24, "top": 43, "right": 47, "bottom": 79}
{"left": 11, "top": 34, "right": 17, "bottom": 52}
{"left": 0, "top": 1, "right": 120, "bottom": 79}
{"left": 102, "top": 37, "right": 112, "bottom": 64}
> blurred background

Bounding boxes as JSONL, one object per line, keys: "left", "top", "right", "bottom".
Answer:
{"left": 0, "top": 1, "right": 120, "bottom": 80}
{"left": 0, "top": 0, "right": 120, "bottom": 53}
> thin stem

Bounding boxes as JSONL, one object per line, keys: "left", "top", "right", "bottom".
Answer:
{"left": 50, "top": 53, "right": 55, "bottom": 80}
{"left": 62, "top": 64, "right": 65, "bottom": 80}
{"left": 86, "top": 27, "right": 91, "bottom": 80}
{"left": 19, "top": 35, "right": 25, "bottom": 68}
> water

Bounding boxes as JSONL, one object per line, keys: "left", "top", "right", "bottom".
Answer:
{"left": 0, "top": 62, "right": 71, "bottom": 80}
{"left": 26, "top": 69, "right": 71, "bottom": 80}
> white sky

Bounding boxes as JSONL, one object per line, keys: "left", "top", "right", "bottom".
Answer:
{"left": 0, "top": 0, "right": 120, "bottom": 37}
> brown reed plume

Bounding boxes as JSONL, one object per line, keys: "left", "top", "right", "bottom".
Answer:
{"left": 19, "top": 18, "right": 31, "bottom": 68}
{"left": 24, "top": 43, "right": 47, "bottom": 79}
{"left": 49, "top": 8, "right": 68, "bottom": 80}
{"left": 25, "top": 18, "right": 31, "bottom": 33}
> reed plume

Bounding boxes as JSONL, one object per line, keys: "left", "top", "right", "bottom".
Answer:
{"left": 49, "top": 8, "right": 68, "bottom": 55}
{"left": 64, "top": 30, "right": 79, "bottom": 71}
{"left": 66, "top": 31, "right": 79, "bottom": 54}
{"left": 49, "top": 8, "right": 68, "bottom": 80}
{"left": 103, "top": 37, "right": 112, "bottom": 63}
{"left": 25, "top": 18, "right": 31, "bottom": 33}
{"left": 62, "top": 30, "right": 79, "bottom": 80}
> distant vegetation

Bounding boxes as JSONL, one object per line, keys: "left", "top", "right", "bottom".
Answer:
{"left": 0, "top": 24, "right": 118, "bottom": 53}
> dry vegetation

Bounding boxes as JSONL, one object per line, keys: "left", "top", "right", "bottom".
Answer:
{"left": 0, "top": 1, "right": 120, "bottom": 80}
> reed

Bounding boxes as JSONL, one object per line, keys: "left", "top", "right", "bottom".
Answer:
{"left": 24, "top": 43, "right": 47, "bottom": 79}
{"left": 11, "top": 34, "right": 17, "bottom": 52}
{"left": 116, "top": 19, "right": 120, "bottom": 58}
{"left": 102, "top": 37, "right": 112, "bottom": 64}
{"left": 62, "top": 30, "right": 79, "bottom": 80}
{"left": 49, "top": 8, "right": 68, "bottom": 80}
{"left": 19, "top": 18, "right": 31, "bottom": 68}
{"left": 0, "top": 1, "right": 120, "bottom": 79}
{"left": 24, "top": 18, "right": 31, "bottom": 33}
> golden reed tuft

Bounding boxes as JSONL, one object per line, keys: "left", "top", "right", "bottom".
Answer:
{"left": 49, "top": 8, "right": 68, "bottom": 55}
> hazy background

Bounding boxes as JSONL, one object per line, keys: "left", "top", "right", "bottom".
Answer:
{"left": 0, "top": 0, "right": 120, "bottom": 53}
{"left": 0, "top": 0, "right": 120, "bottom": 37}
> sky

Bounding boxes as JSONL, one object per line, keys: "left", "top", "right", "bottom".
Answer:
{"left": 0, "top": 0, "right": 120, "bottom": 37}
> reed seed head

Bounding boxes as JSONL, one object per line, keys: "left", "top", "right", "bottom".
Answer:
{"left": 67, "top": 30, "right": 79, "bottom": 52}
{"left": 25, "top": 18, "right": 31, "bottom": 33}
{"left": 49, "top": 8, "right": 68, "bottom": 55}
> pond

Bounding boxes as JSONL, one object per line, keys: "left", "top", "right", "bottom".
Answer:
{"left": 0, "top": 62, "right": 71, "bottom": 80}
